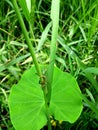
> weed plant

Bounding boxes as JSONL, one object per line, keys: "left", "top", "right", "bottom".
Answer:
{"left": 0, "top": 0, "right": 98, "bottom": 130}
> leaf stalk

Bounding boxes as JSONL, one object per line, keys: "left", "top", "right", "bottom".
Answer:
{"left": 47, "top": 0, "right": 60, "bottom": 104}
{"left": 12, "top": 0, "right": 42, "bottom": 79}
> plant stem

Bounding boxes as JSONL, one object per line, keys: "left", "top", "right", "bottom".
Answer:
{"left": 47, "top": 114, "right": 52, "bottom": 130}
{"left": 47, "top": 0, "right": 60, "bottom": 103}
{"left": 12, "top": 0, "right": 42, "bottom": 78}
{"left": 46, "top": 106, "right": 52, "bottom": 130}
{"left": 46, "top": 1, "right": 60, "bottom": 129}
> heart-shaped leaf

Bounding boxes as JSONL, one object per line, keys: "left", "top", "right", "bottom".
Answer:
{"left": 8, "top": 66, "right": 83, "bottom": 130}
{"left": 8, "top": 66, "right": 47, "bottom": 130}
{"left": 49, "top": 67, "right": 83, "bottom": 123}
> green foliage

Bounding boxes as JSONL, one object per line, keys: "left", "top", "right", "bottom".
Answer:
{"left": 8, "top": 66, "right": 83, "bottom": 130}
{"left": 1, "top": 0, "right": 98, "bottom": 129}
{"left": 8, "top": 66, "right": 47, "bottom": 130}
{"left": 50, "top": 67, "right": 83, "bottom": 123}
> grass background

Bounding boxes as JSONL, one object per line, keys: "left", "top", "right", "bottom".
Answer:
{"left": 0, "top": 0, "right": 98, "bottom": 129}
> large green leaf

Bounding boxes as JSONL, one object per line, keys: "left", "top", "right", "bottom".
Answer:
{"left": 50, "top": 67, "right": 83, "bottom": 123}
{"left": 8, "top": 66, "right": 83, "bottom": 130}
{"left": 8, "top": 66, "right": 47, "bottom": 130}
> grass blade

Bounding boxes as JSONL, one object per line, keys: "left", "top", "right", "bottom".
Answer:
{"left": 37, "top": 22, "right": 52, "bottom": 52}
{"left": 83, "top": 67, "right": 98, "bottom": 75}
{"left": 19, "top": 0, "right": 30, "bottom": 21}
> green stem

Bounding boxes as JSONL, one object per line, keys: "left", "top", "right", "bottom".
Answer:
{"left": 45, "top": 98, "right": 52, "bottom": 130}
{"left": 47, "top": 0, "right": 60, "bottom": 104}
{"left": 29, "top": 21, "right": 34, "bottom": 39}
{"left": 12, "top": 0, "right": 42, "bottom": 78}
{"left": 46, "top": 1, "right": 60, "bottom": 128}
{"left": 47, "top": 110, "right": 52, "bottom": 130}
